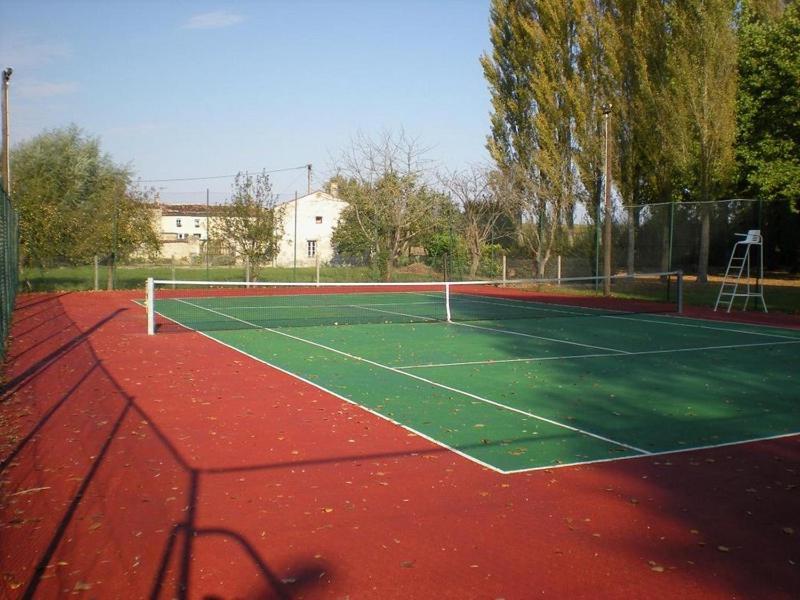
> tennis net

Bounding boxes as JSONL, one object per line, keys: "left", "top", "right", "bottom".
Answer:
{"left": 145, "top": 271, "right": 683, "bottom": 334}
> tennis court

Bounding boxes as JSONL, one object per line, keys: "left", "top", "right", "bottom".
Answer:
{"left": 148, "top": 279, "right": 800, "bottom": 473}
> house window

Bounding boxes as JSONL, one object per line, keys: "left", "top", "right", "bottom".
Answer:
{"left": 193, "top": 233, "right": 202, "bottom": 239}
{"left": 194, "top": 219, "right": 200, "bottom": 228}
{"left": 315, "top": 216, "right": 323, "bottom": 224}
{"left": 307, "top": 240, "right": 317, "bottom": 258}
{"left": 176, "top": 218, "right": 182, "bottom": 228}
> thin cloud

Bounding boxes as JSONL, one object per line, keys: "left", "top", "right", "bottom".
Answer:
{"left": 183, "top": 10, "right": 244, "bottom": 30}
{"left": 0, "top": 35, "right": 71, "bottom": 69}
{"left": 17, "top": 81, "right": 79, "bottom": 99}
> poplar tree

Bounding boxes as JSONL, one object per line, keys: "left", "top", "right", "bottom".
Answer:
{"left": 667, "top": 0, "right": 739, "bottom": 282}
{"left": 573, "top": 0, "right": 618, "bottom": 273}
{"left": 482, "top": 0, "right": 581, "bottom": 277}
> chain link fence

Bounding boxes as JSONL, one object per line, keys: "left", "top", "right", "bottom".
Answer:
{"left": 1, "top": 186, "right": 19, "bottom": 358}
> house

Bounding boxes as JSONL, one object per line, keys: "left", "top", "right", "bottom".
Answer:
{"left": 273, "top": 188, "right": 347, "bottom": 268}
{"left": 152, "top": 204, "right": 210, "bottom": 262}
{"left": 150, "top": 188, "right": 347, "bottom": 267}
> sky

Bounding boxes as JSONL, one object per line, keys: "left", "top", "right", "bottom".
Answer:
{"left": 0, "top": 0, "right": 494, "bottom": 204}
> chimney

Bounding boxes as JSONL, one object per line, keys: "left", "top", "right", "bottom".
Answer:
{"left": 330, "top": 182, "right": 338, "bottom": 198}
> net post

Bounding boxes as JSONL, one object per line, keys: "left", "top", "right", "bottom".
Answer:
{"left": 445, "top": 282, "right": 452, "bottom": 322}
{"left": 676, "top": 270, "right": 683, "bottom": 314}
{"left": 146, "top": 277, "right": 155, "bottom": 335}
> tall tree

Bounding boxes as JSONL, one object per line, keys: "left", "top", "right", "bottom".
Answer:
{"left": 737, "top": 1, "right": 799, "bottom": 206}
{"left": 668, "top": 0, "right": 739, "bottom": 282}
{"left": 574, "top": 0, "right": 619, "bottom": 274}
{"left": 736, "top": 0, "right": 799, "bottom": 271}
{"left": 211, "top": 171, "right": 283, "bottom": 280}
{"left": 482, "top": 0, "right": 581, "bottom": 277}
{"left": 609, "top": 1, "right": 677, "bottom": 274}
{"left": 11, "top": 125, "right": 160, "bottom": 278}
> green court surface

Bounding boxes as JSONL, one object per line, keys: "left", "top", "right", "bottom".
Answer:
{"left": 152, "top": 291, "right": 800, "bottom": 472}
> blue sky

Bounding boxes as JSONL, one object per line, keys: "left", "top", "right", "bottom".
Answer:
{"left": 0, "top": 1, "right": 493, "bottom": 203}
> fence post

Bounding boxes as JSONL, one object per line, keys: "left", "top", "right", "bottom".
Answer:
{"left": 315, "top": 252, "right": 320, "bottom": 286}
{"left": 557, "top": 255, "right": 562, "bottom": 285}
{"left": 502, "top": 255, "right": 507, "bottom": 286}
{"left": 93, "top": 255, "right": 99, "bottom": 291}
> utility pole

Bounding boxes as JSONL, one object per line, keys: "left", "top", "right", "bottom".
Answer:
{"left": 1, "top": 67, "right": 12, "bottom": 196}
{"left": 602, "top": 103, "right": 613, "bottom": 297}
{"left": 307, "top": 163, "right": 312, "bottom": 194}
{"left": 206, "top": 188, "right": 210, "bottom": 279}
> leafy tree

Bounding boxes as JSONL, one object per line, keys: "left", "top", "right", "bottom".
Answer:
{"left": 667, "top": 0, "right": 739, "bottom": 282}
{"left": 330, "top": 131, "right": 450, "bottom": 280}
{"left": 482, "top": 0, "right": 582, "bottom": 277}
{"left": 441, "top": 166, "right": 511, "bottom": 277}
{"left": 211, "top": 171, "right": 284, "bottom": 280}
{"left": 737, "top": 1, "right": 799, "bottom": 207}
{"left": 11, "top": 125, "right": 160, "bottom": 283}
{"left": 573, "top": 0, "right": 618, "bottom": 239}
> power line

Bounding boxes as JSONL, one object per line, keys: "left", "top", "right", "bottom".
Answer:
{"left": 136, "top": 164, "right": 309, "bottom": 184}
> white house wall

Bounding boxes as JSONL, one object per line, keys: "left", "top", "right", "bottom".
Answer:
{"left": 274, "top": 192, "right": 346, "bottom": 268}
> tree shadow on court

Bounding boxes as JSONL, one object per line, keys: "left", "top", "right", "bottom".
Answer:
{"left": 472, "top": 314, "right": 800, "bottom": 597}
{"left": 0, "top": 294, "right": 330, "bottom": 599}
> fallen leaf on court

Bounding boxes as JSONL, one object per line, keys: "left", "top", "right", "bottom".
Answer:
{"left": 647, "top": 561, "right": 664, "bottom": 573}
{"left": 782, "top": 527, "right": 794, "bottom": 535}
{"left": 323, "top": 507, "right": 334, "bottom": 513}
{"left": 73, "top": 582, "right": 92, "bottom": 591}
{"left": 400, "top": 560, "right": 415, "bottom": 568}
{"left": 88, "top": 522, "right": 102, "bottom": 531}
{"left": 717, "top": 545, "right": 730, "bottom": 552}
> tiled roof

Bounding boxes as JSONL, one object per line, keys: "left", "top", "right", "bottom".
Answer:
{"left": 158, "top": 204, "right": 210, "bottom": 216}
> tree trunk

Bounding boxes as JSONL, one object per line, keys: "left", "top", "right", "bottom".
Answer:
{"left": 469, "top": 252, "right": 480, "bottom": 278}
{"left": 697, "top": 203, "right": 711, "bottom": 283}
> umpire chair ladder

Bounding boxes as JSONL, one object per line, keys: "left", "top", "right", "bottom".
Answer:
{"left": 714, "top": 229, "right": 768, "bottom": 313}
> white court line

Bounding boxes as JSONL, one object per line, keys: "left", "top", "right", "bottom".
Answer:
{"left": 451, "top": 321, "right": 630, "bottom": 354}
{"left": 146, "top": 300, "right": 800, "bottom": 475}
{"left": 502, "top": 431, "right": 800, "bottom": 474}
{"left": 604, "top": 313, "right": 800, "bottom": 340}
{"left": 354, "top": 304, "right": 440, "bottom": 322}
{"left": 175, "top": 299, "right": 650, "bottom": 455}
{"left": 194, "top": 300, "right": 441, "bottom": 311}
{"left": 152, "top": 306, "right": 504, "bottom": 474}
{"left": 397, "top": 339, "right": 800, "bottom": 370}
{"left": 450, "top": 292, "right": 799, "bottom": 341}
